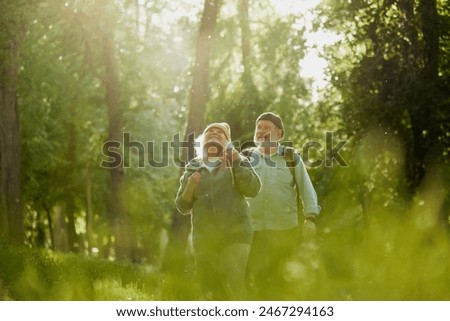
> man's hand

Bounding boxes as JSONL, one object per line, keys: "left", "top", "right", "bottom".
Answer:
{"left": 302, "top": 219, "right": 316, "bottom": 241}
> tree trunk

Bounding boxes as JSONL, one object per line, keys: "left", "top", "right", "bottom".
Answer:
{"left": 65, "top": 122, "right": 79, "bottom": 252}
{"left": 0, "top": 71, "right": 22, "bottom": 243}
{"left": 239, "top": 0, "right": 252, "bottom": 86}
{"left": 85, "top": 167, "right": 93, "bottom": 252}
{"left": 407, "top": 0, "right": 440, "bottom": 193}
{"left": 98, "top": 1, "right": 134, "bottom": 261}
{"left": 163, "top": 0, "right": 221, "bottom": 273}
{"left": 0, "top": 16, "right": 25, "bottom": 244}
{"left": 419, "top": 0, "right": 439, "bottom": 81}
{"left": 184, "top": 0, "right": 222, "bottom": 159}
{"left": 235, "top": 0, "right": 261, "bottom": 138}
{"left": 44, "top": 204, "right": 55, "bottom": 250}
{"left": 53, "top": 205, "right": 68, "bottom": 252}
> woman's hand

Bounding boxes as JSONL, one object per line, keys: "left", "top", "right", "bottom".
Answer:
{"left": 182, "top": 171, "right": 201, "bottom": 203}
{"left": 230, "top": 148, "right": 240, "bottom": 161}
{"left": 187, "top": 171, "right": 202, "bottom": 187}
{"left": 223, "top": 148, "right": 240, "bottom": 166}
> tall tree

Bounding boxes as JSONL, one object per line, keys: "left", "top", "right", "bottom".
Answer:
{"left": 407, "top": 0, "right": 441, "bottom": 189}
{"left": 0, "top": 1, "right": 29, "bottom": 243}
{"left": 64, "top": 122, "right": 79, "bottom": 252}
{"left": 234, "top": 0, "right": 261, "bottom": 139}
{"left": 239, "top": 0, "right": 254, "bottom": 88}
{"left": 163, "top": 0, "right": 222, "bottom": 273}
{"left": 97, "top": 0, "right": 135, "bottom": 260}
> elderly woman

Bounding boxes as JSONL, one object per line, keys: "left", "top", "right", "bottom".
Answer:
{"left": 175, "top": 122, "right": 261, "bottom": 300}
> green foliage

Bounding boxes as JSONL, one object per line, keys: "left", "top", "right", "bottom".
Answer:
{"left": 316, "top": 0, "right": 450, "bottom": 186}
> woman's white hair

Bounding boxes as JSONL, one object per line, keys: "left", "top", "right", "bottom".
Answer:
{"left": 194, "top": 134, "right": 205, "bottom": 159}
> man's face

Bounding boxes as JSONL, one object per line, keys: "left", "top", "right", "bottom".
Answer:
{"left": 254, "top": 120, "right": 282, "bottom": 145}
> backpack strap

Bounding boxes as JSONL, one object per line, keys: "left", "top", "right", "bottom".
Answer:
{"left": 280, "top": 145, "right": 305, "bottom": 221}
{"left": 282, "top": 146, "right": 296, "bottom": 178}
{"left": 283, "top": 146, "right": 296, "bottom": 166}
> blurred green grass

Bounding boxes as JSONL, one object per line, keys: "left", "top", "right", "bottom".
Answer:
{"left": 1, "top": 211, "right": 449, "bottom": 301}
{"left": 0, "top": 242, "right": 147, "bottom": 300}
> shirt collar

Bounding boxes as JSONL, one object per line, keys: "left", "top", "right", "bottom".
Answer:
{"left": 255, "top": 144, "right": 282, "bottom": 157}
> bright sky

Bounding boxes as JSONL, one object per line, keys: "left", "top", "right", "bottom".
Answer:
{"left": 270, "top": 0, "right": 341, "bottom": 101}
{"left": 138, "top": 0, "right": 339, "bottom": 101}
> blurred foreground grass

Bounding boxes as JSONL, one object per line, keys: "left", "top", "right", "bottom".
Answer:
{"left": 1, "top": 212, "right": 449, "bottom": 301}
{"left": 0, "top": 241, "right": 202, "bottom": 300}
{"left": 284, "top": 216, "right": 450, "bottom": 301}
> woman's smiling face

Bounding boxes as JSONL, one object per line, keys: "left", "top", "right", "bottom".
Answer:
{"left": 203, "top": 127, "right": 228, "bottom": 156}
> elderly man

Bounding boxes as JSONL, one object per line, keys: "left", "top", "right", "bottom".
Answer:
{"left": 244, "top": 112, "right": 321, "bottom": 298}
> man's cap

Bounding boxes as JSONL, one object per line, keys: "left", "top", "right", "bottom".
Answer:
{"left": 203, "top": 122, "right": 231, "bottom": 142}
{"left": 256, "top": 112, "right": 284, "bottom": 138}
